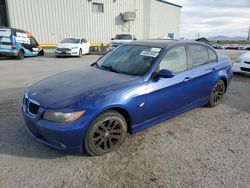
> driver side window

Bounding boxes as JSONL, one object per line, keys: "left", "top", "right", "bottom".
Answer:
{"left": 160, "top": 46, "right": 188, "bottom": 73}
{"left": 30, "top": 36, "right": 38, "bottom": 47}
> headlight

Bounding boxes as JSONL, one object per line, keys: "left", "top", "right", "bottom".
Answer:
{"left": 71, "top": 46, "right": 78, "bottom": 49}
{"left": 43, "top": 111, "right": 85, "bottom": 123}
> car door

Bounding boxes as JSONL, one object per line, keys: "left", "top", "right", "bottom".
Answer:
{"left": 80, "top": 38, "right": 84, "bottom": 51}
{"left": 187, "top": 44, "right": 219, "bottom": 102}
{"left": 81, "top": 38, "right": 90, "bottom": 54}
{"left": 146, "top": 45, "right": 196, "bottom": 120}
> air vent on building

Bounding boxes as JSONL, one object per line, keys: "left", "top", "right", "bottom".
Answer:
{"left": 123, "top": 11, "right": 136, "bottom": 21}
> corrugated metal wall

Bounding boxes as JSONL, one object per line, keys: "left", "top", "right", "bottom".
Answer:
{"left": 150, "top": 0, "right": 180, "bottom": 39}
{"left": 6, "top": 0, "right": 180, "bottom": 44}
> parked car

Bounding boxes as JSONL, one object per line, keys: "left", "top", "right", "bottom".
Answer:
{"left": 232, "top": 51, "right": 250, "bottom": 74}
{"left": 109, "top": 33, "right": 136, "bottom": 50}
{"left": 56, "top": 37, "right": 90, "bottom": 57}
{"left": 245, "top": 45, "right": 250, "bottom": 51}
{"left": 0, "top": 27, "right": 44, "bottom": 60}
{"left": 225, "top": 44, "right": 239, "bottom": 50}
{"left": 239, "top": 45, "right": 247, "bottom": 50}
{"left": 22, "top": 40, "right": 233, "bottom": 155}
{"left": 212, "top": 44, "right": 223, "bottom": 49}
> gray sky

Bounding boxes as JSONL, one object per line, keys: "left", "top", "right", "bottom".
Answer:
{"left": 169, "top": 0, "right": 250, "bottom": 39}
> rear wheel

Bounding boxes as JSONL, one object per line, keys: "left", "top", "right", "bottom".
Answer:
{"left": 207, "top": 80, "right": 225, "bottom": 107}
{"left": 84, "top": 110, "right": 127, "bottom": 156}
{"left": 17, "top": 50, "right": 24, "bottom": 60}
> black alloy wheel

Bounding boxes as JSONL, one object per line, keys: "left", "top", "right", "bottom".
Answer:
{"left": 85, "top": 110, "right": 127, "bottom": 156}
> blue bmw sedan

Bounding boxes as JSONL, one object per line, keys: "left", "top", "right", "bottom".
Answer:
{"left": 22, "top": 40, "right": 233, "bottom": 155}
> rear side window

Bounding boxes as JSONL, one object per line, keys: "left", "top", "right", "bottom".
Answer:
{"left": 189, "top": 45, "right": 209, "bottom": 67}
{"left": 0, "top": 28, "right": 12, "bottom": 44}
{"left": 207, "top": 48, "right": 217, "bottom": 62}
{"left": 160, "top": 46, "right": 188, "bottom": 73}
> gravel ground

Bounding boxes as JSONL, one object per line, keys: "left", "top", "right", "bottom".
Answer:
{"left": 0, "top": 50, "right": 249, "bottom": 188}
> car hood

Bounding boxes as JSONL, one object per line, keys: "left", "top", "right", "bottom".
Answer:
{"left": 57, "top": 43, "right": 79, "bottom": 49}
{"left": 27, "top": 67, "right": 142, "bottom": 109}
{"left": 240, "top": 51, "right": 250, "bottom": 62}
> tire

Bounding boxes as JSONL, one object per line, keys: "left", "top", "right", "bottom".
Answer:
{"left": 207, "top": 80, "right": 225, "bottom": 107}
{"left": 38, "top": 49, "right": 44, "bottom": 56}
{"left": 17, "top": 50, "right": 24, "bottom": 60}
{"left": 84, "top": 110, "right": 127, "bottom": 156}
{"left": 78, "top": 49, "right": 82, "bottom": 57}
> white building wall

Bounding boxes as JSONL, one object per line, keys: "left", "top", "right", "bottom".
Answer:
{"left": 6, "top": 0, "right": 181, "bottom": 44}
{"left": 150, "top": 0, "right": 181, "bottom": 39}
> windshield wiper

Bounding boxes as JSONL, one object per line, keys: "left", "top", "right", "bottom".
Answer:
{"left": 100, "top": 65, "right": 120, "bottom": 73}
{"left": 91, "top": 62, "right": 100, "bottom": 68}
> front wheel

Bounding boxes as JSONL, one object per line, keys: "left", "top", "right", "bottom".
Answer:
{"left": 84, "top": 110, "right": 127, "bottom": 156}
{"left": 78, "top": 49, "right": 82, "bottom": 57}
{"left": 38, "top": 49, "right": 44, "bottom": 56}
{"left": 207, "top": 80, "right": 225, "bottom": 107}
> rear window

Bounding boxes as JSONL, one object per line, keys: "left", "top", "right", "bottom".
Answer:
{"left": 0, "top": 28, "right": 12, "bottom": 44}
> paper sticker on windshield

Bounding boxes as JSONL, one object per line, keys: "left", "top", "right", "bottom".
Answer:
{"left": 150, "top": 48, "right": 161, "bottom": 52}
{"left": 140, "top": 51, "right": 159, "bottom": 58}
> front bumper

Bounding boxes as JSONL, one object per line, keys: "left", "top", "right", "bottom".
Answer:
{"left": 232, "top": 62, "right": 250, "bottom": 74}
{"left": 22, "top": 104, "right": 91, "bottom": 154}
{"left": 56, "top": 49, "right": 79, "bottom": 56}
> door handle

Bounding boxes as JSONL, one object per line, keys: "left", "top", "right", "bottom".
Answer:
{"left": 211, "top": 68, "right": 216, "bottom": 72}
{"left": 183, "top": 77, "right": 192, "bottom": 82}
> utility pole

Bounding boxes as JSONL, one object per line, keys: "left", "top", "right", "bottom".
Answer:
{"left": 247, "top": 26, "right": 250, "bottom": 41}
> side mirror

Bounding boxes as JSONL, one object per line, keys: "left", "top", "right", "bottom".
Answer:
{"left": 111, "top": 38, "right": 114, "bottom": 40}
{"left": 134, "top": 38, "right": 137, "bottom": 40}
{"left": 158, "top": 69, "right": 175, "bottom": 78}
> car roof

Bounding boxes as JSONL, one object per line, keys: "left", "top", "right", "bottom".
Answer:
{"left": 0, "top": 26, "right": 27, "bottom": 33}
{"left": 129, "top": 39, "right": 209, "bottom": 48}
{"left": 64, "top": 37, "right": 81, "bottom": 39}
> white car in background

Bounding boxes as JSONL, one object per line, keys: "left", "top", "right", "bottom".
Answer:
{"left": 56, "top": 37, "right": 90, "bottom": 57}
{"left": 109, "top": 33, "right": 136, "bottom": 50}
{"left": 232, "top": 51, "right": 250, "bottom": 74}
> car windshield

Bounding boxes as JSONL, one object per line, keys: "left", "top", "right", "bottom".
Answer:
{"left": 95, "top": 45, "right": 162, "bottom": 75}
{"left": 115, "top": 34, "right": 132, "bottom": 40}
{"left": 61, "top": 38, "right": 80, "bottom": 44}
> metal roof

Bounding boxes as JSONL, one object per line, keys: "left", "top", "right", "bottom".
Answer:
{"left": 156, "top": 0, "right": 182, "bottom": 8}
{"left": 129, "top": 39, "right": 206, "bottom": 48}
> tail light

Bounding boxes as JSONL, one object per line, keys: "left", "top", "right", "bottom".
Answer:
{"left": 11, "top": 44, "right": 16, "bottom": 49}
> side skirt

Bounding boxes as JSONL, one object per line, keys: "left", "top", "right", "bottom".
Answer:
{"left": 130, "top": 97, "right": 209, "bottom": 134}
